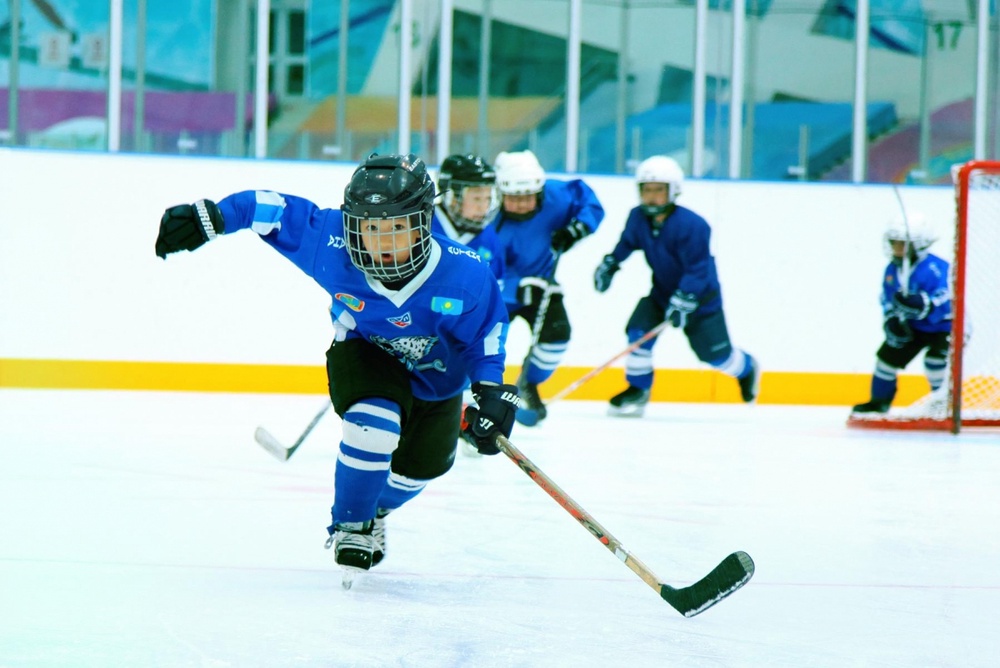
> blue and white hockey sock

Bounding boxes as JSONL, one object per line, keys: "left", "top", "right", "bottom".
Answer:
{"left": 924, "top": 355, "right": 947, "bottom": 391}
{"left": 624, "top": 339, "right": 655, "bottom": 390}
{"left": 708, "top": 349, "right": 750, "bottom": 378}
{"left": 376, "top": 472, "right": 429, "bottom": 514}
{"left": 872, "top": 359, "right": 899, "bottom": 401}
{"left": 329, "top": 398, "right": 402, "bottom": 528}
{"left": 524, "top": 341, "right": 567, "bottom": 385}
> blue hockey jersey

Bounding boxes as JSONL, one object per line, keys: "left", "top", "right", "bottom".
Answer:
{"left": 609, "top": 205, "right": 723, "bottom": 313}
{"left": 432, "top": 208, "right": 506, "bottom": 284}
{"left": 493, "top": 178, "right": 604, "bottom": 305}
{"left": 880, "top": 253, "right": 951, "bottom": 334}
{"left": 217, "top": 190, "right": 510, "bottom": 401}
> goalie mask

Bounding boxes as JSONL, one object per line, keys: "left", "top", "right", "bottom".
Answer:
{"left": 635, "top": 155, "right": 684, "bottom": 218}
{"left": 883, "top": 213, "right": 937, "bottom": 264}
{"left": 438, "top": 154, "right": 500, "bottom": 233}
{"left": 495, "top": 150, "right": 545, "bottom": 221}
{"left": 342, "top": 153, "right": 436, "bottom": 282}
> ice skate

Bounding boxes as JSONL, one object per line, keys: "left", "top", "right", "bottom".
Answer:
{"left": 608, "top": 386, "right": 650, "bottom": 417}
{"left": 738, "top": 355, "right": 760, "bottom": 403}
{"left": 372, "top": 509, "right": 389, "bottom": 566}
{"left": 850, "top": 399, "right": 891, "bottom": 414}
{"left": 516, "top": 380, "right": 546, "bottom": 426}
{"left": 325, "top": 520, "right": 376, "bottom": 589}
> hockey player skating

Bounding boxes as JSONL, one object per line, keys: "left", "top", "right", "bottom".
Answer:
{"left": 851, "top": 213, "right": 952, "bottom": 414}
{"left": 593, "top": 155, "right": 759, "bottom": 417}
{"left": 492, "top": 149, "right": 605, "bottom": 425}
{"left": 154, "top": 153, "right": 519, "bottom": 586}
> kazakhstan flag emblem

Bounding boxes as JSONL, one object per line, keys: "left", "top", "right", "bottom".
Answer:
{"left": 431, "top": 296, "right": 463, "bottom": 315}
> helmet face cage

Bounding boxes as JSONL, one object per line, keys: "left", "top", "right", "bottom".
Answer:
{"left": 882, "top": 213, "right": 936, "bottom": 261}
{"left": 636, "top": 155, "right": 683, "bottom": 217}
{"left": 342, "top": 153, "right": 436, "bottom": 282}
{"left": 439, "top": 154, "right": 500, "bottom": 232}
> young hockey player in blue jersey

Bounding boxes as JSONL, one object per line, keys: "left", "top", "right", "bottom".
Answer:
{"left": 851, "top": 213, "right": 952, "bottom": 414}
{"left": 434, "top": 153, "right": 504, "bottom": 281}
{"left": 492, "top": 149, "right": 605, "bottom": 425}
{"left": 154, "top": 153, "right": 519, "bottom": 584}
{"left": 593, "top": 155, "right": 759, "bottom": 417}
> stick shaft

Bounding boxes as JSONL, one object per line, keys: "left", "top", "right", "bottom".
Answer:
{"left": 547, "top": 321, "right": 671, "bottom": 404}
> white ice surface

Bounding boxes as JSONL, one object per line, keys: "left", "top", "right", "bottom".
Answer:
{"left": 2, "top": 389, "right": 999, "bottom": 667}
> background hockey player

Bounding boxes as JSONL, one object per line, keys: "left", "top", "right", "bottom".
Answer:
{"left": 492, "top": 149, "right": 605, "bottom": 425}
{"left": 154, "top": 153, "right": 519, "bottom": 583}
{"left": 434, "top": 153, "right": 504, "bottom": 280}
{"left": 593, "top": 155, "right": 759, "bottom": 417}
{"left": 851, "top": 213, "right": 952, "bottom": 414}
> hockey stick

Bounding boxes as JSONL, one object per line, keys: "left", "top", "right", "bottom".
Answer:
{"left": 546, "top": 320, "right": 672, "bottom": 405}
{"left": 254, "top": 401, "right": 331, "bottom": 461}
{"left": 892, "top": 185, "right": 912, "bottom": 296}
{"left": 516, "top": 252, "right": 562, "bottom": 427}
{"left": 496, "top": 434, "right": 755, "bottom": 617}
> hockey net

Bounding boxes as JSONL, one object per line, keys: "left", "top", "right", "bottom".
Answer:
{"left": 849, "top": 160, "right": 1000, "bottom": 433}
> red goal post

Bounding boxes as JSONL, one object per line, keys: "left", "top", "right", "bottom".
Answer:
{"left": 849, "top": 160, "right": 1000, "bottom": 433}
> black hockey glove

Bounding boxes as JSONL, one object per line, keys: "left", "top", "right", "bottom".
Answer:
{"left": 155, "top": 199, "right": 224, "bottom": 259}
{"left": 550, "top": 219, "right": 590, "bottom": 253}
{"left": 463, "top": 382, "right": 520, "bottom": 455}
{"left": 665, "top": 290, "right": 698, "bottom": 329}
{"left": 891, "top": 291, "right": 930, "bottom": 320}
{"left": 593, "top": 254, "right": 619, "bottom": 293}
{"left": 884, "top": 316, "right": 913, "bottom": 348}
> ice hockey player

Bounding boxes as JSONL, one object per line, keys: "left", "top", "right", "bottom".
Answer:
{"left": 593, "top": 155, "right": 759, "bottom": 417}
{"left": 492, "top": 149, "right": 605, "bottom": 425}
{"left": 434, "top": 153, "right": 504, "bottom": 279}
{"left": 154, "top": 153, "right": 519, "bottom": 585}
{"left": 851, "top": 213, "right": 952, "bottom": 414}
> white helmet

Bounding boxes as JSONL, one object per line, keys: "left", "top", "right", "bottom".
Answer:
{"left": 494, "top": 150, "right": 545, "bottom": 196}
{"left": 635, "top": 155, "right": 684, "bottom": 203}
{"left": 883, "top": 212, "right": 937, "bottom": 259}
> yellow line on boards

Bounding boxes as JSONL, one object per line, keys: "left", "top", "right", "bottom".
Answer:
{"left": 0, "top": 358, "right": 931, "bottom": 406}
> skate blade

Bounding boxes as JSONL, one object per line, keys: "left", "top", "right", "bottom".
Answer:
{"left": 607, "top": 404, "right": 646, "bottom": 418}
{"left": 341, "top": 566, "right": 366, "bottom": 590}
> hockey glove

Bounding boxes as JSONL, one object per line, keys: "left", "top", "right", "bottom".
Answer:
{"left": 463, "top": 382, "right": 520, "bottom": 455}
{"left": 665, "top": 290, "right": 698, "bottom": 329}
{"left": 155, "top": 199, "right": 224, "bottom": 259}
{"left": 593, "top": 254, "right": 619, "bottom": 293}
{"left": 518, "top": 276, "right": 555, "bottom": 308}
{"left": 884, "top": 316, "right": 913, "bottom": 348}
{"left": 891, "top": 291, "right": 930, "bottom": 320}
{"left": 550, "top": 219, "right": 590, "bottom": 253}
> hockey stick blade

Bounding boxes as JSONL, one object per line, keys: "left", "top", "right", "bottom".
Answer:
{"left": 254, "top": 426, "right": 292, "bottom": 461}
{"left": 660, "top": 550, "right": 755, "bottom": 617}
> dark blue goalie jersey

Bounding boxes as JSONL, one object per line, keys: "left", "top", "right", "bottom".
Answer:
{"left": 217, "top": 190, "right": 510, "bottom": 401}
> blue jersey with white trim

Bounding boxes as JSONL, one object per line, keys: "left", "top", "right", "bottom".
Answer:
{"left": 432, "top": 208, "right": 506, "bottom": 286}
{"left": 217, "top": 190, "right": 510, "bottom": 401}
{"left": 880, "top": 253, "right": 951, "bottom": 334}
{"left": 609, "top": 204, "right": 723, "bottom": 313}
{"left": 493, "top": 178, "right": 604, "bottom": 305}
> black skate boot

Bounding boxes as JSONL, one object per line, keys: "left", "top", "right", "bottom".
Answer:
{"left": 516, "top": 380, "right": 547, "bottom": 425}
{"left": 325, "top": 520, "right": 376, "bottom": 588}
{"left": 851, "top": 399, "right": 891, "bottom": 414}
{"left": 372, "top": 509, "right": 390, "bottom": 566}
{"left": 738, "top": 355, "right": 760, "bottom": 403}
{"left": 608, "top": 386, "right": 650, "bottom": 417}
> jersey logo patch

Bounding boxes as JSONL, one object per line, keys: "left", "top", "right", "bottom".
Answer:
{"left": 328, "top": 235, "right": 346, "bottom": 248}
{"left": 370, "top": 333, "right": 446, "bottom": 372}
{"left": 335, "top": 293, "right": 365, "bottom": 311}
{"left": 431, "top": 296, "right": 463, "bottom": 315}
{"left": 387, "top": 312, "right": 412, "bottom": 328}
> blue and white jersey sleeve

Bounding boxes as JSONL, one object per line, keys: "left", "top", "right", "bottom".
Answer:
{"left": 880, "top": 253, "right": 951, "bottom": 333}
{"left": 216, "top": 190, "right": 337, "bottom": 277}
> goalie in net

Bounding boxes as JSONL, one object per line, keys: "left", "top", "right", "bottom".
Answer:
{"left": 850, "top": 160, "right": 1000, "bottom": 432}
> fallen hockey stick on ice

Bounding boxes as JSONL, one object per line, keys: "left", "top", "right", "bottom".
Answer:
{"left": 254, "top": 401, "right": 331, "bottom": 461}
{"left": 496, "top": 434, "right": 755, "bottom": 617}
{"left": 546, "top": 320, "right": 672, "bottom": 405}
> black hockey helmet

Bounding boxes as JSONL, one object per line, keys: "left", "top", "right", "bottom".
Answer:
{"left": 341, "top": 153, "right": 436, "bottom": 282}
{"left": 438, "top": 153, "right": 500, "bottom": 233}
